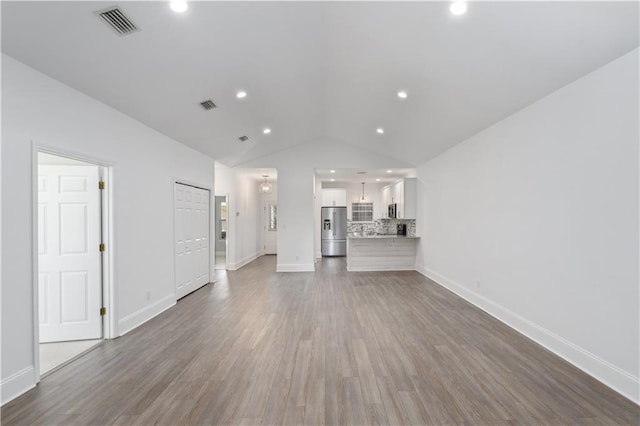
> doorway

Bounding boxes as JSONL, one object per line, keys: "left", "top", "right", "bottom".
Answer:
{"left": 36, "top": 152, "right": 105, "bottom": 376}
{"left": 263, "top": 202, "right": 277, "bottom": 254}
{"left": 260, "top": 175, "right": 278, "bottom": 256}
{"left": 214, "top": 195, "right": 228, "bottom": 269}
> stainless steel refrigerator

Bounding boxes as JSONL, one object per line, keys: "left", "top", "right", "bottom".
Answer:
{"left": 321, "top": 206, "right": 347, "bottom": 256}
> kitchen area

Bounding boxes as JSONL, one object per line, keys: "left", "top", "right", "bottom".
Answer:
{"left": 316, "top": 168, "right": 420, "bottom": 271}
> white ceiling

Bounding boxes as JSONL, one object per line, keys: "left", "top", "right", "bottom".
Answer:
{"left": 2, "top": 2, "right": 638, "bottom": 167}
{"left": 315, "top": 168, "right": 415, "bottom": 184}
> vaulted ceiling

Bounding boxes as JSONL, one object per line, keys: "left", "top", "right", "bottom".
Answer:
{"left": 2, "top": 1, "right": 638, "bottom": 167}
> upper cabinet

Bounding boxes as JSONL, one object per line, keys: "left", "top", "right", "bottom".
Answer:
{"left": 321, "top": 188, "right": 347, "bottom": 207}
{"left": 381, "top": 178, "right": 416, "bottom": 219}
{"left": 381, "top": 186, "right": 391, "bottom": 212}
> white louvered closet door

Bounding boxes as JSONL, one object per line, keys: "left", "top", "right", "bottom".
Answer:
{"left": 175, "top": 183, "right": 210, "bottom": 300}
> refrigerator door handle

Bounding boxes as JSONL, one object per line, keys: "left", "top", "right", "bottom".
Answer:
{"left": 333, "top": 211, "right": 336, "bottom": 236}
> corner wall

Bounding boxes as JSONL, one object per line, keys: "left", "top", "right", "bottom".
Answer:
{"left": 1, "top": 55, "right": 215, "bottom": 404}
{"left": 415, "top": 48, "right": 639, "bottom": 402}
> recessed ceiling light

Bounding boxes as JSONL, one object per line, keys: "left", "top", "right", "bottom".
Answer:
{"left": 397, "top": 91, "right": 408, "bottom": 99}
{"left": 263, "top": 128, "right": 271, "bottom": 135}
{"left": 170, "top": 1, "right": 188, "bottom": 13}
{"left": 376, "top": 178, "right": 381, "bottom": 181}
{"left": 450, "top": 1, "right": 467, "bottom": 15}
{"left": 236, "top": 91, "right": 247, "bottom": 99}
{"left": 376, "top": 128, "right": 384, "bottom": 134}
{"left": 330, "top": 178, "right": 335, "bottom": 182}
{"left": 387, "top": 170, "right": 392, "bottom": 173}
{"left": 330, "top": 170, "right": 335, "bottom": 173}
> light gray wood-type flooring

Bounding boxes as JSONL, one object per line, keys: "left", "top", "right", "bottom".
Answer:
{"left": 2, "top": 256, "right": 638, "bottom": 425}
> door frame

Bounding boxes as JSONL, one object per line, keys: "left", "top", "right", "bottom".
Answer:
{"left": 214, "top": 193, "right": 229, "bottom": 270}
{"left": 173, "top": 178, "right": 215, "bottom": 301}
{"left": 31, "top": 141, "right": 115, "bottom": 383}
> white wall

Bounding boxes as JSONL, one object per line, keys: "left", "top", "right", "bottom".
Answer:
{"left": 314, "top": 174, "right": 322, "bottom": 259}
{"left": 415, "top": 48, "right": 639, "bottom": 403}
{"left": 1, "top": 55, "right": 215, "bottom": 404}
{"left": 241, "top": 140, "right": 412, "bottom": 271}
{"left": 214, "top": 166, "right": 262, "bottom": 270}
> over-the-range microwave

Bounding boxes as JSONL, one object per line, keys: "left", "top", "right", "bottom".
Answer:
{"left": 388, "top": 203, "right": 397, "bottom": 219}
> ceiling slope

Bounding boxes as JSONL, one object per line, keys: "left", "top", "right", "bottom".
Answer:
{"left": 2, "top": 1, "right": 638, "bottom": 166}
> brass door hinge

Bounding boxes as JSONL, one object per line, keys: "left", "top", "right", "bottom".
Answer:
{"left": 99, "top": 181, "right": 105, "bottom": 190}
{"left": 100, "top": 307, "right": 107, "bottom": 316}
{"left": 99, "top": 243, "right": 105, "bottom": 252}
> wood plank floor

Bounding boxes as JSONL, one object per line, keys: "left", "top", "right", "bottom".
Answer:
{"left": 2, "top": 256, "right": 638, "bottom": 425}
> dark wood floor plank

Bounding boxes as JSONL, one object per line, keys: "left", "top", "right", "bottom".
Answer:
{"left": 2, "top": 256, "right": 638, "bottom": 425}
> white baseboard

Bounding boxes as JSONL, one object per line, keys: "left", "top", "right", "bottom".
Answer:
{"left": 277, "top": 263, "right": 315, "bottom": 272}
{"left": 227, "top": 252, "right": 260, "bottom": 271}
{"left": 118, "top": 293, "right": 176, "bottom": 336}
{"left": 415, "top": 264, "right": 640, "bottom": 405}
{"left": 1, "top": 366, "right": 36, "bottom": 405}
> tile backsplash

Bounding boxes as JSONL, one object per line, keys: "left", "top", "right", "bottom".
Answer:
{"left": 347, "top": 218, "right": 416, "bottom": 236}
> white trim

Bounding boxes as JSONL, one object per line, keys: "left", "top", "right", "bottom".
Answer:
{"left": 227, "top": 251, "right": 261, "bottom": 271}
{"left": 415, "top": 264, "right": 640, "bottom": 405}
{"left": 31, "top": 142, "right": 115, "bottom": 386}
{"left": 118, "top": 294, "right": 176, "bottom": 336}
{"left": 213, "top": 193, "right": 229, "bottom": 270}
{"left": 103, "top": 166, "right": 116, "bottom": 339}
{"left": 315, "top": 251, "right": 322, "bottom": 259}
{"left": 0, "top": 366, "right": 36, "bottom": 405}
{"left": 35, "top": 143, "right": 117, "bottom": 168}
{"left": 276, "top": 263, "right": 315, "bottom": 272}
{"left": 30, "top": 144, "right": 40, "bottom": 382}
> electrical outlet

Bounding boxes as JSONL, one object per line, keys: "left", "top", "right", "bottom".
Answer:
{"left": 476, "top": 280, "right": 481, "bottom": 289}
{"left": 296, "top": 255, "right": 299, "bottom": 261}
{"left": 146, "top": 291, "right": 151, "bottom": 301}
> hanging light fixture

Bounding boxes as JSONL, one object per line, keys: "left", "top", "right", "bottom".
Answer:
{"left": 259, "top": 175, "right": 272, "bottom": 194}
{"left": 361, "top": 182, "right": 366, "bottom": 201}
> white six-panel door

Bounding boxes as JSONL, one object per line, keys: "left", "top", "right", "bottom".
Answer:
{"left": 175, "top": 183, "right": 210, "bottom": 299}
{"left": 38, "top": 165, "right": 102, "bottom": 343}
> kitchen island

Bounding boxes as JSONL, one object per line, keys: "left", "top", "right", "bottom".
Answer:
{"left": 347, "top": 234, "right": 419, "bottom": 271}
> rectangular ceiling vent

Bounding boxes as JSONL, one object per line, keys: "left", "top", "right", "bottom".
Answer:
{"left": 96, "top": 6, "right": 139, "bottom": 36}
{"left": 200, "top": 100, "right": 217, "bottom": 110}
{"left": 238, "top": 136, "right": 249, "bottom": 142}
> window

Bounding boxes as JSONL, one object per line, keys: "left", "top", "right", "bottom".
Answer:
{"left": 267, "top": 204, "right": 277, "bottom": 231}
{"left": 351, "top": 202, "right": 373, "bottom": 222}
{"left": 219, "top": 201, "right": 227, "bottom": 240}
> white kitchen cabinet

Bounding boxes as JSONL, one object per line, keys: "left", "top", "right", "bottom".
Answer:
{"left": 321, "top": 188, "right": 347, "bottom": 207}
{"left": 380, "top": 178, "right": 416, "bottom": 219}
{"left": 381, "top": 186, "right": 391, "bottom": 218}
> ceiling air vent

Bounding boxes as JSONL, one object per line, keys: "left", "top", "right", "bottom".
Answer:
{"left": 96, "top": 6, "right": 139, "bottom": 36}
{"left": 357, "top": 171, "right": 367, "bottom": 174}
{"left": 200, "top": 100, "right": 217, "bottom": 110}
{"left": 238, "top": 136, "right": 249, "bottom": 142}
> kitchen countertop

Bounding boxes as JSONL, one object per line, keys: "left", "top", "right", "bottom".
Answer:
{"left": 347, "top": 234, "right": 420, "bottom": 239}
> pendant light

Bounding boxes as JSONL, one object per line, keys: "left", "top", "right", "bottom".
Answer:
{"left": 259, "top": 175, "right": 272, "bottom": 194}
{"left": 361, "top": 182, "right": 366, "bottom": 201}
